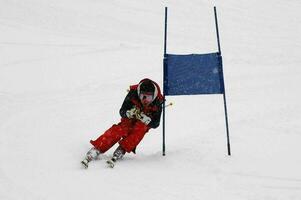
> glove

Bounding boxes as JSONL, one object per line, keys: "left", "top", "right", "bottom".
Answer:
{"left": 137, "top": 112, "right": 152, "bottom": 125}
{"left": 126, "top": 107, "right": 139, "bottom": 119}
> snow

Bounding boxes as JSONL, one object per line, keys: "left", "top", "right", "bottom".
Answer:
{"left": 1, "top": 0, "right": 301, "bottom": 199}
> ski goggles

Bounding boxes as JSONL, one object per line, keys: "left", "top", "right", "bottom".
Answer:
{"left": 139, "top": 92, "right": 154, "bottom": 103}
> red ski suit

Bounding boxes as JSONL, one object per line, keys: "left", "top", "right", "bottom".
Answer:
{"left": 90, "top": 79, "right": 163, "bottom": 153}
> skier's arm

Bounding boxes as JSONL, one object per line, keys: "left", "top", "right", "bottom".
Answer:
{"left": 119, "top": 90, "right": 136, "bottom": 118}
{"left": 148, "top": 101, "right": 162, "bottom": 129}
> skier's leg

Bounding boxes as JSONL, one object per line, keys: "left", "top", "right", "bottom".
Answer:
{"left": 90, "top": 118, "right": 134, "bottom": 153}
{"left": 107, "top": 122, "right": 149, "bottom": 168}
{"left": 119, "top": 121, "right": 150, "bottom": 153}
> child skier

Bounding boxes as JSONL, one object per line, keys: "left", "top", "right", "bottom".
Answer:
{"left": 81, "top": 78, "right": 164, "bottom": 168}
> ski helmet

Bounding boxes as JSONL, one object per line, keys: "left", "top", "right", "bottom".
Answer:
{"left": 139, "top": 80, "right": 155, "bottom": 94}
{"left": 138, "top": 79, "right": 157, "bottom": 105}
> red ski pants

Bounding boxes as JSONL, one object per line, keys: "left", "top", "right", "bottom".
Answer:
{"left": 90, "top": 118, "right": 150, "bottom": 153}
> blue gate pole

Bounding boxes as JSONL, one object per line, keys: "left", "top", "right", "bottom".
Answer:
{"left": 214, "top": 6, "right": 231, "bottom": 156}
{"left": 162, "top": 7, "right": 168, "bottom": 156}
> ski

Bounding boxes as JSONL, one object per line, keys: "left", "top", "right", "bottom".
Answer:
{"left": 81, "top": 159, "right": 89, "bottom": 169}
{"left": 106, "top": 159, "right": 116, "bottom": 168}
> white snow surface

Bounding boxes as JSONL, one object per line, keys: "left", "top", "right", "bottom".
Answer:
{"left": 1, "top": 0, "right": 301, "bottom": 199}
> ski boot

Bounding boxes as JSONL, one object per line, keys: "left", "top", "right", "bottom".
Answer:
{"left": 81, "top": 147, "right": 101, "bottom": 169}
{"left": 107, "top": 146, "right": 125, "bottom": 168}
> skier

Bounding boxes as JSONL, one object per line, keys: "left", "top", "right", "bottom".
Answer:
{"left": 81, "top": 78, "right": 164, "bottom": 168}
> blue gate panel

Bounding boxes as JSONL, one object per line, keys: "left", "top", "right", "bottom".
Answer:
{"left": 164, "top": 53, "right": 224, "bottom": 95}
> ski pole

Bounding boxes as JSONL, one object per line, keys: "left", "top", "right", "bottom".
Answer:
{"left": 165, "top": 102, "right": 173, "bottom": 108}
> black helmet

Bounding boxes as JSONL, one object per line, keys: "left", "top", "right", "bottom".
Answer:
{"left": 139, "top": 80, "right": 155, "bottom": 94}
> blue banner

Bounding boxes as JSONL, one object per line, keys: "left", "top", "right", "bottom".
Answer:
{"left": 164, "top": 53, "right": 224, "bottom": 95}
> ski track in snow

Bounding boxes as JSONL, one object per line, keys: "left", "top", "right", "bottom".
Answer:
{"left": 1, "top": 0, "right": 301, "bottom": 199}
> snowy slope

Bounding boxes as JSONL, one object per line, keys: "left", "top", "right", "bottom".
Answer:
{"left": 1, "top": 0, "right": 301, "bottom": 199}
